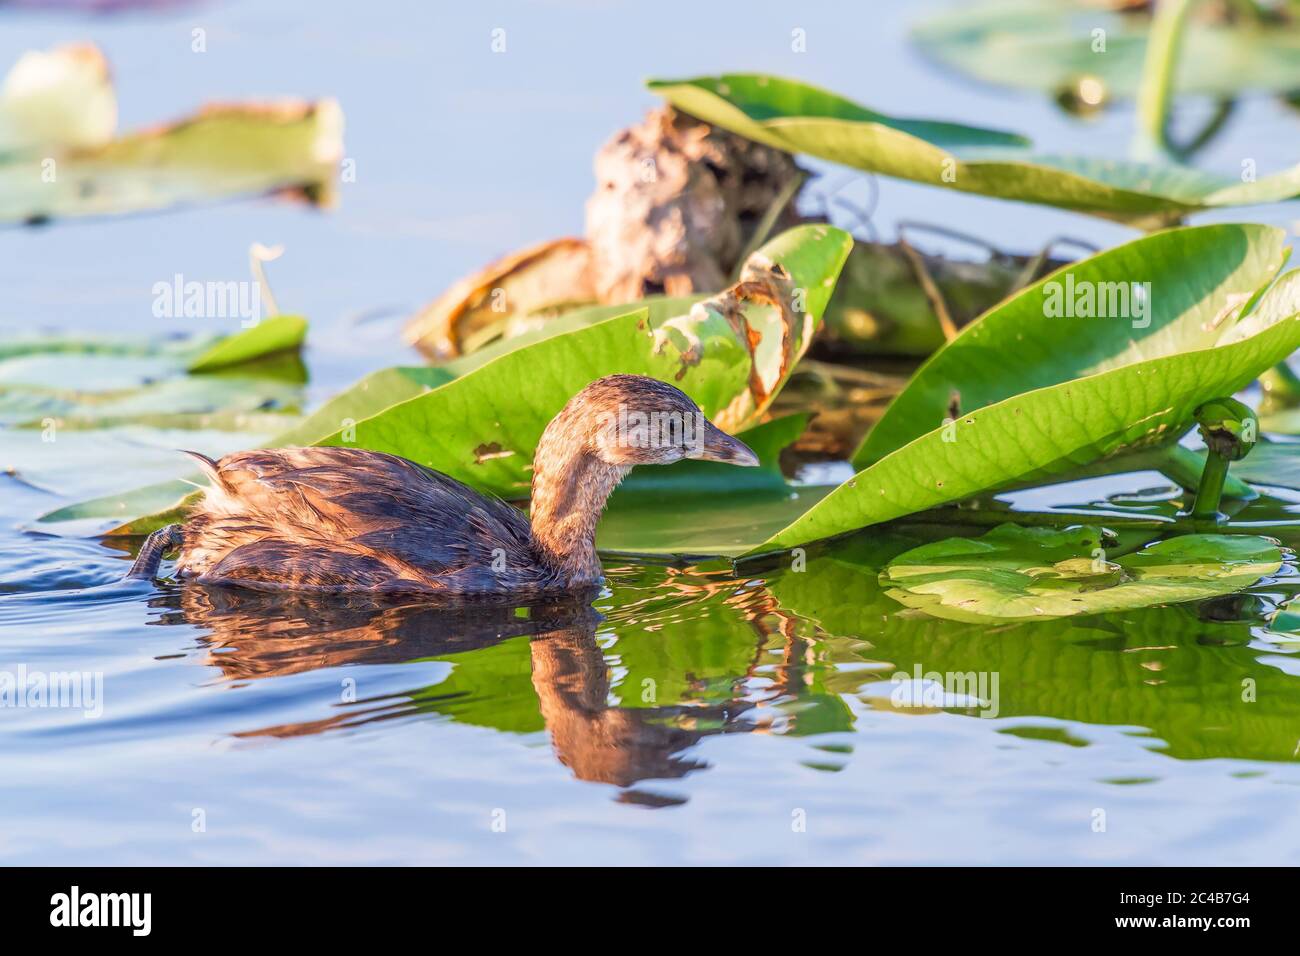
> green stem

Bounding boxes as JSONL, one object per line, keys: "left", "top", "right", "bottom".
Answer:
{"left": 1190, "top": 451, "right": 1230, "bottom": 520}
{"left": 1155, "top": 444, "right": 1254, "bottom": 500}
{"left": 1133, "top": 0, "right": 1198, "bottom": 162}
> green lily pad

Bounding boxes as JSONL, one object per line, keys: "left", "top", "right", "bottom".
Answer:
{"left": 0, "top": 43, "right": 343, "bottom": 225}
{"left": 880, "top": 524, "right": 1282, "bottom": 622}
{"left": 769, "top": 541, "right": 1300, "bottom": 761}
{"left": 648, "top": 73, "right": 1300, "bottom": 224}
{"left": 0, "top": 330, "right": 305, "bottom": 431}
{"left": 186, "top": 315, "right": 307, "bottom": 373}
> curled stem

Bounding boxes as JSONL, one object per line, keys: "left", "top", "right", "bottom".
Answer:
{"left": 1133, "top": 0, "right": 1199, "bottom": 162}
{"left": 1187, "top": 398, "right": 1259, "bottom": 522}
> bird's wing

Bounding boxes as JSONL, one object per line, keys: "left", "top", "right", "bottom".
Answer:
{"left": 186, "top": 447, "right": 537, "bottom": 587}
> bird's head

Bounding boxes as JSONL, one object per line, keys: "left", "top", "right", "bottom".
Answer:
{"left": 550, "top": 374, "right": 759, "bottom": 469}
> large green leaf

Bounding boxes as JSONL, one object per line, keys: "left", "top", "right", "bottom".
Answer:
{"left": 279, "top": 299, "right": 703, "bottom": 447}
{"left": 647, "top": 73, "right": 1300, "bottom": 223}
{"left": 313, "top": 225, "right": 851, "bottom": 498}
{"left": 748, "top": 266, "right": 1300, "bottom": 554}
{"left": 912, "top": 0, "right": 1300, "bottom": 101}
{"left": 856, "top": 224, "right": 1288, "bottom": 466}
{"left": 880, "top": 524, "right": 1282, "bottom": 622}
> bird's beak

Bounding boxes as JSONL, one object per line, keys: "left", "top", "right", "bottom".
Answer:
{"left": 691, "top": 422, "right": 761, "bottom": 467}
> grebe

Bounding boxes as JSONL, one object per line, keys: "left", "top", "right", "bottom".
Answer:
{"left": 127, "top": 374, "right": 758, "bottom": 594}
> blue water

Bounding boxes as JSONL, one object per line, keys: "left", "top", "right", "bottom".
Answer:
{"left": 3, "top": 0, "right": 1300, "bottom": 865}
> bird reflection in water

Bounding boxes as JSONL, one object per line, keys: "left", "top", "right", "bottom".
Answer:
{"left": 150, "top": 573, "right": 791, "bottom": 804}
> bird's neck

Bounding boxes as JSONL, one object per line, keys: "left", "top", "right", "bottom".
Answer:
{"left": 529, "top": 441, "right": 629, "bottom": 587}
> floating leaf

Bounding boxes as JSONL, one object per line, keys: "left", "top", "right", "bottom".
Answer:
{"left": 880, "top": 524, "right": 1282, "bottom": 622}
{"left": 648, "top": 73, "right": 1300, "bottom": 223}
{"left": 0, "top": 43, "right": 343, "bottom": 224}
{"left": 10, "top": 330, "right": 305, "bottom": 530}
{"left": 1267, "top": 594, "right": 1300, "bottom": 639}
{"left": 769, "top": 542, "right": 1300, "bottom": 761}
{"left": 186, "top": 315, "right": 307, "bottom": 373}
{"left": 912, "top": 0, "right": 1300, "bottom": 101}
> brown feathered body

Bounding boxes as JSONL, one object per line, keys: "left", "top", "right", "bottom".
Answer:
{"left": 135, "top": 375, "right": 759, "bottom": 596}
{"left": 175, "top": 446, "right": 567, "bottom": 595}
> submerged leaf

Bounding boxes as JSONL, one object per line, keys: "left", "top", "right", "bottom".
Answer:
{"left": 880, "top": 524, "right": 1282, "bottom": 622}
